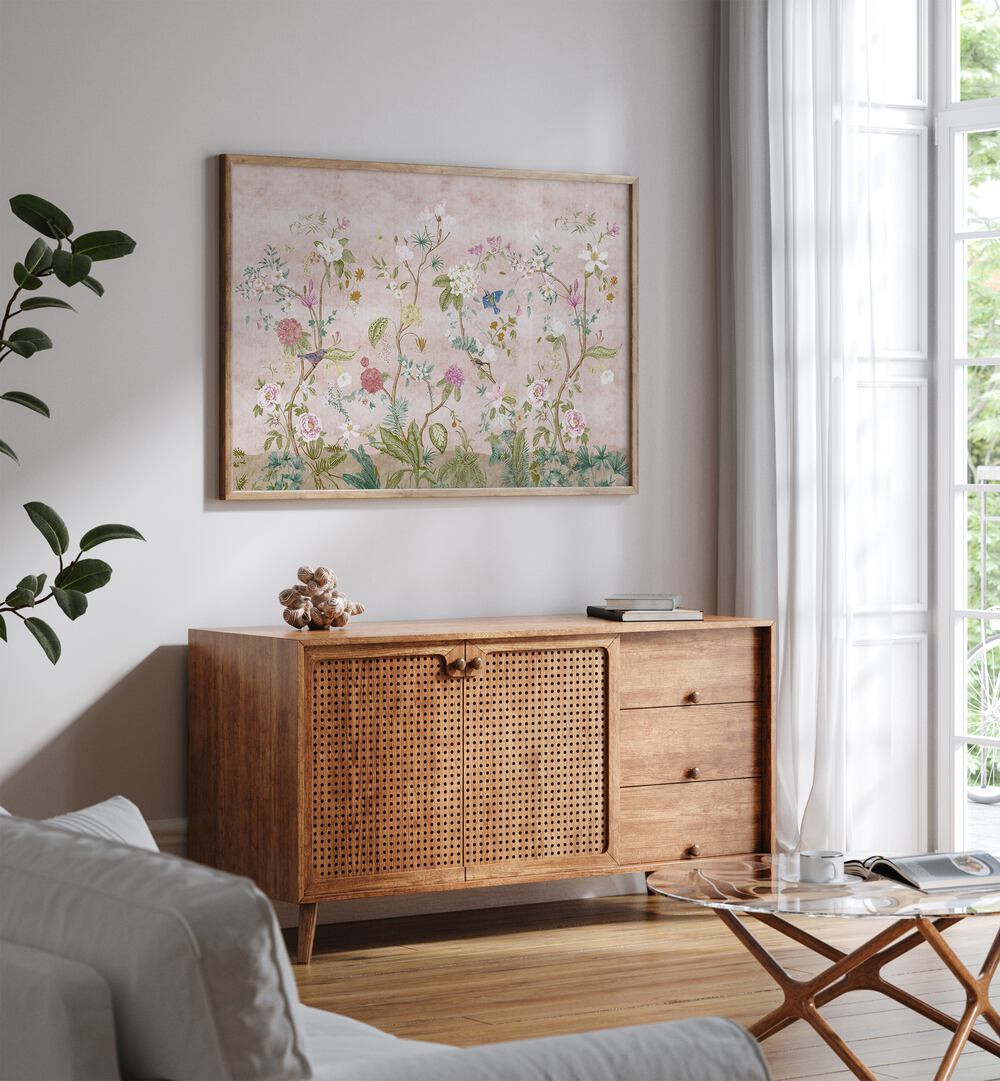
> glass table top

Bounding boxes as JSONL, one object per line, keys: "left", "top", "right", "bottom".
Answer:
{"left": 646, "top": 854, "right": 1000, "bottom": 919}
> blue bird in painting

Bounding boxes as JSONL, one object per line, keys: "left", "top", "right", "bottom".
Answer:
{"left": 298, "top": 349, "right": 326, "bottom": 371}
{"left": 482, "top": 289, "right": 503, "bottom": 315}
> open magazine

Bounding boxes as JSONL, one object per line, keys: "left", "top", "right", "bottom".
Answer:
{"left": 845, "top": 851, "right": 1000, "bottom": 892}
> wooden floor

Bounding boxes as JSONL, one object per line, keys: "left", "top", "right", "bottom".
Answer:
{"left": 293, "top": 895, "right": 1000, "bottom": 1080}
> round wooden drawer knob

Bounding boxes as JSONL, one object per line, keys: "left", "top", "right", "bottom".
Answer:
{"left": 449, "top": 657, "right": 467, "bottom": 671}
{"left": 468, "top": 657, "right": 484, "bottom": 671}
{"left": 687, "top": 766, "right": 702, "bottom": 780}
{"left": 687, "top": 689, "right": 703, "bottom": 704}
{"left": 686, "top": 843, "right": 702, "bottom": 858}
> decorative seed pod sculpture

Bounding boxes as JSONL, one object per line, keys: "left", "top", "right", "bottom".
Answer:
{"left": 278, "top": 565, "right": 366, "bottom": 630}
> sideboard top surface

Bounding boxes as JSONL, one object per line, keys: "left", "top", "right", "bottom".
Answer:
{"left": 190, "top": 614, "right": 774, "bottom": 647}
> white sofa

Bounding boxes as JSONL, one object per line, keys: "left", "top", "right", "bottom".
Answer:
{"left": 0, "top": 815, "right": 771, "bottom": 1081}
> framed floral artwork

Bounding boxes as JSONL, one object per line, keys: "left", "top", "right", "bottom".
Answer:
{"left": 221, "top": 154, "right": 637, "bottom": 498}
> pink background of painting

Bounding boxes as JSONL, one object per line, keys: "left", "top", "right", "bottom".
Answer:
{"left": 229, "top": 161, "right": 632, "bottom": 459}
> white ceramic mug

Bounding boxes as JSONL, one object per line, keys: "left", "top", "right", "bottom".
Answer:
{"left": 799, "top": 850, "right": 844, "bottom": 884}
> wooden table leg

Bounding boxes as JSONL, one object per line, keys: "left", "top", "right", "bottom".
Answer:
{"left": 712, "top": 910, "right": 1000, "bottom": 1081}
{"left": 916, "top": 920, "right": 1000, "bottom": 1081}
{"left": 297, "top": 902, "right": 318, "bottom": 964}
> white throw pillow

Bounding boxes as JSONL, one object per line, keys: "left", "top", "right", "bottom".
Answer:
{"left": 0, "top": 816, "right": 311, "bottom": 1081}
{"left": 44, "top": 795, "right": 159, "bottom": 851}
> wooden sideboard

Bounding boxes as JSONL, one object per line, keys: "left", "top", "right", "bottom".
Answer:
{"left": 188, "top": 615, "right": 775, "bottom": 962}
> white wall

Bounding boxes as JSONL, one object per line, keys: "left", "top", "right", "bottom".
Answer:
{"left": 0, "top": 0, "right": 719, "bottom": 915}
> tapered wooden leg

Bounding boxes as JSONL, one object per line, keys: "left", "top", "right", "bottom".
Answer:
{"left": 297, "top": 902, "right": 318, "bottom": 964}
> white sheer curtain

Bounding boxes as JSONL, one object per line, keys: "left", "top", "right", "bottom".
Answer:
{"left": 718, "top": 0, "right": 863, "bottom": 852}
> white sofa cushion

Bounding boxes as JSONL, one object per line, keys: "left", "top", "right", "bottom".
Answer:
{"left": 312, "top": 1016, "right": 770, "bottom": 1081}
{"left": 0, "top": 816, "right": 311, "bottom": 1081}
{"left": 0, "top": 940, "right": 121, "bottom": 1081}
{"left": 43, "top": 796, "right": 158, "bottom": 851}
{"left": 299, "top": 1005, "right": 445, "bottom": 1080}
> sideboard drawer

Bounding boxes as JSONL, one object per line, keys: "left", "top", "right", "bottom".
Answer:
{"left": 619, "top": 703, "right": 762, "bottom": 786}
{"left": 619, "top": 629, "right": 763, "bottom": 708}
{"left": 615, "top": 778, "right": 763, "bottom": 864}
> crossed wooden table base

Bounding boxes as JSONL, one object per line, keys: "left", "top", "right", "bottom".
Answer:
{"left": 717, "top": 909, "right": 1000, "bottom": 1081}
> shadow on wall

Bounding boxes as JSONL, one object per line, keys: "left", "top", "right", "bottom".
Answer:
{"left": 0, "top": 645, "right": 187, "bottom": 820}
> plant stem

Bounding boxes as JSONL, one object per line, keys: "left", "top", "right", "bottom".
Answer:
{"left": 0, "top": 284, "right": 24, "bottom": 365}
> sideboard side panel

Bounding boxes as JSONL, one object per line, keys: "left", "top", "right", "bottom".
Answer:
{"left": 188, "top": 631, "right": 301, "bottom": 900}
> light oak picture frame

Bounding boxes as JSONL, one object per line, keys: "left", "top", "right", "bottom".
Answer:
{"left": 221, "top": 154, "right": 637, "bottom": 500}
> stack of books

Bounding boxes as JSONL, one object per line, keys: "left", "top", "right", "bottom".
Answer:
{"left": 586, "top": 593, "right": 704, "bottom": 623}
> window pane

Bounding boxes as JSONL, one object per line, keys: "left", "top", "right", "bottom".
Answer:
{"left": 961, "top": 130, "right": 1000, "bottom": 231}
{"left": 966, "top": 366, "right": 1000, "bottom": 476}
{"left": 965, "top": 620, "right": 1000, "bottom": 739}
{"left": 966, "top": 490, "right": 1000, "bottom": 609}
{"left": 965, "top": 744, "right": 1000, "bottom": 850}
{"left": 960, "top": 0, "right": 1000, "bottom": 102}
{"left": 964, "top": 240, "right": 1000, "bottom": 358}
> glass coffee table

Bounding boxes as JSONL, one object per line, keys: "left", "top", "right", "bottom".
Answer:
{"left": 647, "top": 854, "right": 1000, "bottom": 1081}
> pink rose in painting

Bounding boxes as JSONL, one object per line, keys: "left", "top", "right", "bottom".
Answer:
{"left": 361, "top": 367, "right": 385, "bottom": 394}
{"left": 277, "top": 318, "right": 302, "bottom": 345}
{"left": 444, "top": 364, "right": 465, "bottom": 388}
{"left": 298, "top": 413, "right": 323, "bottom": 440}
{"left": 563, "top": 409, "right": 586, "bottom": 437}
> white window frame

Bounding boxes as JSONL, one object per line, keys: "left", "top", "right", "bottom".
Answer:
{"left": 933, "top": 0, "right": 1000, "bottom": 849}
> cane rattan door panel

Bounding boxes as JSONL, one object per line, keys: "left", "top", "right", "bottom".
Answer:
{"left": 309, "top": 651, "right": 464, "bottom": 881}
{"left": 463, "top": 643, "right": 608, "bottom": 869}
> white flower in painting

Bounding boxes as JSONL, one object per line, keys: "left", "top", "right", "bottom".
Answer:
{"left": 528, "top": 248, "right": 549, "bottom": 273}
{"left": 579, "top": 245, "right": 608, "bottom": 275}
{"left": 257, "top": 382, "right": 281, "bottom": 410}
{"left": 433, "top": 201, "right": 456, "bottom": 228}
{"left": 396, "top": 243, "right": 415, "bottom": 263}
{"left": 526, "top": 380, "right": 548, "bottom": 408}
{"left": 339, "top": 418, "right": 361, "bottom": 445}
{"left": 482, "top": 347, "right": 498, "bottom": 366}
{"left": 447, "top": 261, "right": 480, "bottom": 299}
{"left": 563, "top": 408, "right": 587, "bottom": 438}
{"left": 316, "top": 237, "right": 341, "bottom": 264}
{"left": 337, "top": 371, "right": 352, "bottom": 388}
{"left": 298, "top": 413, "right": 323, "bottom": 441}
{"left": 278, "top": 297, "right": 297, "bottom": 315}
{"left": 549, "top": 319, "right": 566, "bottom": 337}
{"left": 417, "top": 206, "right": 435, "bottom": 223}
{"left": 600, "top": 368, "right": 614, "bottom": 385}
{"left": 387, "top": 280, "right": 406, "bottom": 299}
{"left": 269, "top": 267, "right": 286, "bottom": 288}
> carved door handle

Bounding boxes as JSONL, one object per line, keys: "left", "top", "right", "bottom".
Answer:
{"left": 468, "top": 656, "right": 484, "bottom": 671}
{"left": 686, "top": 843, "right": 702, "bottom": 858}
{"left": 448, "top": 657, "right": 467, "bottom": 673}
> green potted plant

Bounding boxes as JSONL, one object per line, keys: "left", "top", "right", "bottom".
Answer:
{"left": 0, "top": 194, "right": 143, "bottom": 663}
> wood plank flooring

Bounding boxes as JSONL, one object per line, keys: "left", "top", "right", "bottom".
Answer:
{"left": 292, "top": 895, "right": 1000, "bottom": 1079}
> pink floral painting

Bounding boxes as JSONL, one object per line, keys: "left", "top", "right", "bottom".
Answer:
{"left": 223, "top": 156, "right": 635, "bottom": 497}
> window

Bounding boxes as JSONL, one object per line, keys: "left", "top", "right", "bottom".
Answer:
{"left": 936, "top": 0, "right": 1000, "bottom": 850}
